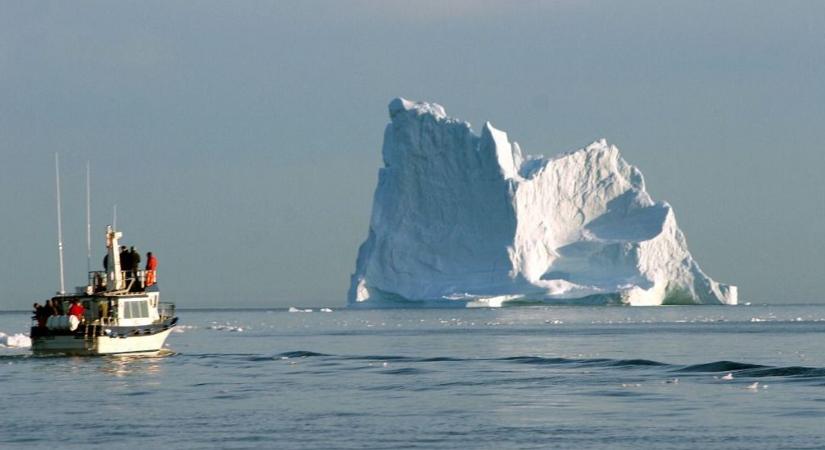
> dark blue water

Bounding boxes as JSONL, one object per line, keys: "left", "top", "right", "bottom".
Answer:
{"left": 2, "top": 305, "right": 825, "bottom": 449}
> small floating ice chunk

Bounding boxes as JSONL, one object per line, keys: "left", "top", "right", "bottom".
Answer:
{"left": 288, "top": 307, "right": 313, "bottom": 313}
{"left": 745, "top": 382, "right": 759, "bottom": 390}
{"left": 721, "top": 373, "right": 734, "bottom": 380}
{"left": 207, "top": 323, "right": 244, "bottom": 332}
{"left": 0, "top": 332, "right": 31, "bottom": 348}
{"left": 320, "top": 308, "right": 333, "bottom": 312}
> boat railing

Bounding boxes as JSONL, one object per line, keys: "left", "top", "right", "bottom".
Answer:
{"left": 158, "top": 302, "right": 176, "bottom": 321}
{"left": 88, "top": 271, "right": 107, "bottom": 293}
{"left": 87, "top": 270, "right": 148, "bottom": 293}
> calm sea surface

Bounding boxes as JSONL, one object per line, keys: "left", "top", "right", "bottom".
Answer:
{"left": 1, "top": 305, "right": 824, "bottom": 449}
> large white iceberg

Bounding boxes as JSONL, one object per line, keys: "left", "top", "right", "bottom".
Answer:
{"left": 348, "top": 98, "right": 737, "bottom": 307}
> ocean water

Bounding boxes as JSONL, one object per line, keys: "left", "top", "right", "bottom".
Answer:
{"left": 1, "top": 305, "right": 825, "bottom": 449}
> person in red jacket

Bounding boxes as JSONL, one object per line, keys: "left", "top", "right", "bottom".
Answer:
{"left": 68, "top": 299, "right": 85, "bottom": 319}
{"left": 145, "top": 252, "right": 158, "bottom": 287}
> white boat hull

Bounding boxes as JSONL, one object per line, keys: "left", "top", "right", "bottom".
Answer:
{"left": 32, "top": 328, "right": 173, "bottom": 356}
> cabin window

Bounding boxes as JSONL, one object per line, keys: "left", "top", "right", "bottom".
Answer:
{"left": 122, "top": 300, "right": 149, "bottom": 319}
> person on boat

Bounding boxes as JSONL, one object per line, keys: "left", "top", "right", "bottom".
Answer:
{"left": 129, "top": 246, "right": 141, "bottom": 273}
{"left": 48, "top": 298, "right": 63, "bottom": 316}
{"left": 33, "top": 303, "right": 48, "bottom": 327}
{"left": 102, "top": 253, "right": 109, "bottom": 271}
{"left": 119, "top": 245, "right": 131, "bottom": 275}
{"left": 145, "top": 251, "right": 158, "bottom": 287}
{"left": 129, "top": 246, "right": 141, "bottom": 291}
{"left": 93, "top": 271, "right": 105, "bottom": 292}
{"left": 68, "top": 299, "right": 85, "bottom": 320}
{"left": 98, "top": 299, "right": 109, "bottom": 322}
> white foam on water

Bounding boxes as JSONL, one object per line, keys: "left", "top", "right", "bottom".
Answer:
{"left": 206, "top": 323, "right": 244, "bottom": 332}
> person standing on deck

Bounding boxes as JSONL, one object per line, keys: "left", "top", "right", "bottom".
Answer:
{"left": 129, "top": 246, "right": 141, "bottom": 291}
{"left": 129, "top": 247, "right": 141, "bottom": 274}
{"left": 67, "top": 299, "right": 85, "bottom": 331}
{"left": 46, "top": 299, "right": 58, "bottom": 316}
{"left": 33, "top": 303, "right": 47, "bottom": 327}
{"left": 145, "top": 252, "right": 158, "bottom": 287}
{"left": 68, "top": 299, "right": 85, "bottom": 319}
{"left": 119, "top": 246, "right": 131, "bottom": 278}
{"left": 49, "top": 298, "right": 63, "bottom": 315}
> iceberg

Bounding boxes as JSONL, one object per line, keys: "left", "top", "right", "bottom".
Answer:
{"left": 348, "top": 98, "right": 737, "bottom": 307}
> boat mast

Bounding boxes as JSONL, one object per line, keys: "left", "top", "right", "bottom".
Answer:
{"left": 54, "top": 153, "right": 66, "bottom": 295}
{"left": 86, "top": 161, "right": 91, "bottom": 274}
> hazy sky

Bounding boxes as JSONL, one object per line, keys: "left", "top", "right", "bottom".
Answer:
{"left": 1, "top": 1, "right": 823, "bottom": 308}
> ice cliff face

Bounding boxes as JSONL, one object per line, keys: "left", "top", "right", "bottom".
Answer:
{"left": 348, "top": 98, "right": 737, "bottom": 307}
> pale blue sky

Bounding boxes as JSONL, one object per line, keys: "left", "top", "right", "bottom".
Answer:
{"left": 1, "top": 1, "right": 823, "bottom": 308}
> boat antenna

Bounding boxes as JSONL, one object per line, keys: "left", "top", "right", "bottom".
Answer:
{"left": 54, "top": 153, "right": 66, "bottom": 295}
{"left": 86, "top": 161, "right": 92, "bottom": 274}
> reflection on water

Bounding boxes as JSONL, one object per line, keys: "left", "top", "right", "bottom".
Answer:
{"left": 99, "top": 350, "right": 175, "bottom": 378}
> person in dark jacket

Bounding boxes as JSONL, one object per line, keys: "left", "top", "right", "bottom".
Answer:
{"left": 129, "top": 246, "right": 141, "bottom": 273}
{"left": 33, "top": 303, "right": 44, "bottom": 327}
{"left": 33, "top": 302, "right": 49, "bottom": 327}
{"left": 48, "top": 299, "right": 63, "bottom": 316}
{"left": 118, "top": 246, "right": 129, "bottom": 273}
{"left": 129, "top": 246, "right": 141, "bottom": 291}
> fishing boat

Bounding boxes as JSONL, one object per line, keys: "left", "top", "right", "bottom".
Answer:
{"left": 31, "top": 225, "right": 178, "bottom": 356}
{"left": 30, "top": 157, "right": 177, "bottom": 356}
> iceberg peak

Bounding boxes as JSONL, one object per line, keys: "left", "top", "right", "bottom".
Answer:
{"left": 350, "top": 98, "right": 737, "bottom": 307}
{"left": 388, "top": 97, "right": 447, "bottom": 120}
